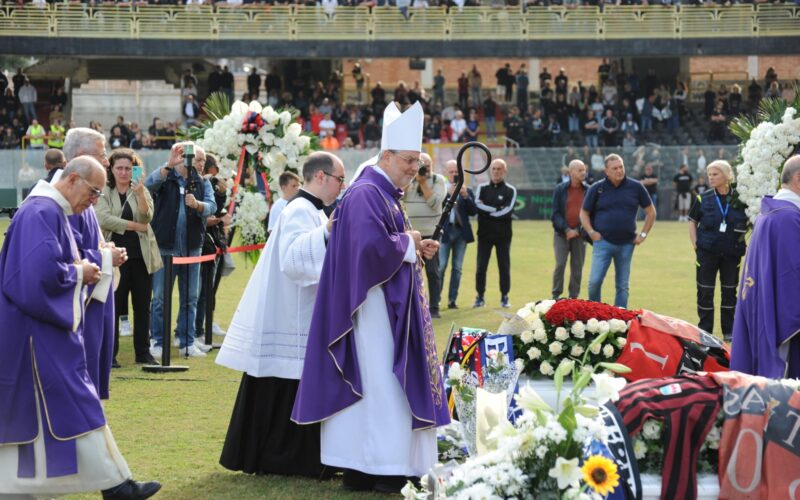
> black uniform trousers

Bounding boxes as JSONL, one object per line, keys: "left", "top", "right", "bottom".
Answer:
{"left": 476, "top": 237, "right": 511, "bottom": 297}
{"left": 696, "top": 247, "right": 741, "bottom": 337}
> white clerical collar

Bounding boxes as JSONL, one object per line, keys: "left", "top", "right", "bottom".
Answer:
{"left": 27, "top": 179, "right": 73, "bottom": 215}
{"left": 371, "top": 164, "right": 397, "bottom": 187}
{"left": 774, "top": 188, "right": 800, "bottom": 210}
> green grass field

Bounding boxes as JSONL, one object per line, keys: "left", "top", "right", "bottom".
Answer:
{"left": 1, "top": 219, "right": 719, "bottom": 499}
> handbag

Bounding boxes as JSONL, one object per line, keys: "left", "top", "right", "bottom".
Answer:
{"left": 221, "top": 252, "right": 236, "bottom": 277}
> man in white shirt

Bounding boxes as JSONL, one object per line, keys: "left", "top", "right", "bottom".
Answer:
{"left": 319, "top": 113, "right": 336, "bottom": 137}
{"left": 267, "top": 171, "right": 302, "bottom": 234}
{"left": 217, "top": 152, "right": 345, "bottom": 477}
{"left": 450, "top": 110, "right": 467, "bottom": 142}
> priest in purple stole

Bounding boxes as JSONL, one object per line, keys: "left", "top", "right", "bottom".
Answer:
{"left": 0, "top": 156, "right": 160, "bottom": 499}
{"left": 62, "top": 127, "right": 127, "bottom": 398}
{"left": 732, "top": 156, "right": 800, "bottom": 378}
{"left": 292, "top": 102, "right": 450, "bottom": 493}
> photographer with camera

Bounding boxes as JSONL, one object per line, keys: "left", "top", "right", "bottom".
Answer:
{"left": 439, "top": 159, "right": 478, "bottom": 310}
{"left": 195, "top": 154, "right": 232, "bottom": 341}
{"left": 401, "top": 152, "right": 446, "bottom": 318}
{"left": 145, "top": 142, "right": 217, "bottom": 358}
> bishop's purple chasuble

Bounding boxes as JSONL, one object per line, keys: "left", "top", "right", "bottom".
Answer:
{"left": 731, "top": 196, "right": 800, "bottom": 378}
{"left": 292, "top": 166, "right": 450, "bottom": 430}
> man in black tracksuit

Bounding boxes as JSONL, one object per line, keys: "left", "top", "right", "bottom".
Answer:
{"left": 474, "top": 159, "right": 517, "bottom": 308}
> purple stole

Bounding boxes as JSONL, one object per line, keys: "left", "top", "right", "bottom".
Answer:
{"left": 292, "top": 166, "right": 450, "bottom": 430}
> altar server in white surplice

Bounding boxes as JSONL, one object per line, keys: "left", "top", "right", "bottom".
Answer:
{"left": 216, "top": 152, "right": 346, "bottom": 477}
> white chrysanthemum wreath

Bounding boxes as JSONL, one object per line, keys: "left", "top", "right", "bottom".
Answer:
{"left": 733, "top": 105, "right": 800, "bottom": 223}
{"left": 188, "top": 95, "right": 317, "bottom": 262}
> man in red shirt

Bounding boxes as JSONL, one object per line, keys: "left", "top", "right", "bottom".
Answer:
{"left": 550, "top": 160, "right": 588, "bottom": 299}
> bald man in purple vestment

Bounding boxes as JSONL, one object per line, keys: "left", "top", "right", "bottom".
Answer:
{"left": 0, "top": 156, "right": 159, "bottom": 499}
{"left": 732, "top": 156, "right": 800, "bottom": 379}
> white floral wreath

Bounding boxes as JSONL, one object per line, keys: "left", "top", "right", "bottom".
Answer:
{"left": 193, "top": 99, "right": 315, "bottom": 252}
{"left": 735, "top": 106, "right": 800, "bottom": 223}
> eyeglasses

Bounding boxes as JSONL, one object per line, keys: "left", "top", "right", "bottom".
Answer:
{"left": 393, "top": 152, "right": 424, "bottom": 169}
{"left": 324, "top": 172, "right": 345, "bottom": 185}
{"left": 92, "top": 150, "right": 109, "bottom": 163}
{"left": 79, "top": 177, "right": 104, "bottom": 199}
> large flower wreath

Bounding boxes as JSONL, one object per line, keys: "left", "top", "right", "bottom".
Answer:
{"left": 511, "top": 299, "right": 640, "bottom": 379}
{"left": 730, "top": 90, "right": 800, "bottom": 223}
{"left": 188, "top": 94, "right": 317, "bottom": 261}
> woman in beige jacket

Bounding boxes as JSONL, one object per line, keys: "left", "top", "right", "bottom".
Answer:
{"left": 96, "top": 148, "right": 162, "bottom": 366}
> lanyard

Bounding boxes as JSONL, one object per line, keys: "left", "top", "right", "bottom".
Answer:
{"left": 715, "top": 193, "right": 729, "bottom": 220}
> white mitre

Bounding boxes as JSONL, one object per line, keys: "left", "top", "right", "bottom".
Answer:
{"left": 353, "top": 101, "right": 424, "bottom": 181}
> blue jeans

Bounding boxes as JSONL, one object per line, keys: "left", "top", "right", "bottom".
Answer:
{"left": 640, "top": 115, "right": 652, "bottom": 132}
{"left": 485, "top": 116, "right": 496, "bottom": 139}
{"left": 568, "top": 115, "right": 580, "bottom": 133}
{"left": 22, "top": 102, "right": 36, "bottom": 124}
{"left": 439, "top": 227, "right": 468, "bottom": 305}
{"left": 588, "top": 239, "right": 635, "bottom": 308}
{"left": 585, "top": 134, "right": 598, "bottom": 148}
{"left": 150, "top": 248, "right": 201, "bottom": 348}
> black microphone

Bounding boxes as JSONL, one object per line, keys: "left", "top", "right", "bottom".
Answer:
{"left": 183, "top": 143, "right": 195, "bottom": 170}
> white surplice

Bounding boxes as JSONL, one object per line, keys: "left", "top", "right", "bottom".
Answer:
{"left": 320, "top": 233, "right": 437, "bottom": 477}
{"left": 216, "top": 193, "right": 328, "bottom": 379}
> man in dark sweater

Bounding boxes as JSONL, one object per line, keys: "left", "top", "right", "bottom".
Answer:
{"left": 474, "top": 159, "right": 517, "bottom": 309}
{"left": 551, "top": 160, "right": 588, "bottom": 299}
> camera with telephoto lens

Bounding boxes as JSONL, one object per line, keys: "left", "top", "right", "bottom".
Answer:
{"left": 418, "top": 164, "right": 428, "bottom": 177}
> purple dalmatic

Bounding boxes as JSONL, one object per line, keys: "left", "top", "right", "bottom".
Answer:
{"left": 0, "top": 194, "right": 106, "bottom": 478}
{"left": 292, "top": 166, "right": 450, "bottom": 430}
{"left": 731, "top": 196, "right": 800, "bottom": 378}
{"left": 69, "top": 206, "right": 115, "bottom": 400}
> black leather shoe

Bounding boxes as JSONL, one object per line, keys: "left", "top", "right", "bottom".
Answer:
{"left": 135, "top": 353, "right": 159, "bottom": 365}
{"left": 447, "top": 302, "right": 458, "bottom": 309}
{"left": 374, "top": 475, "right": 412, "bottom": 493}
{"left": 102, "top": 479, "right": 161, "bottom": 500}
{"left": 342, "top": 469, "right": 375, "bottom": 491}
{"left": 430, "top": 309, "right": 441, "bottom": 319}
{"left": 111, "top": 359, "right": 121, "bottom": 369}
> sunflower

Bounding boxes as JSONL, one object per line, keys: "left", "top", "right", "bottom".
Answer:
{"left": 581, "top": 455, "right": 620, "bottom": 496}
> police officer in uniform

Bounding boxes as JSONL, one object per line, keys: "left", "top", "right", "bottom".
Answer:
{"left": 688, "top": 160, "right": 748, "bottom": 340}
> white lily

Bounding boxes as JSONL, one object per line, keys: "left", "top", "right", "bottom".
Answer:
{"left": 591, "top": 372, "right": 626, "bottom": 404}
{"left": 548, "top": 457, "right": 581, "bottom": 490}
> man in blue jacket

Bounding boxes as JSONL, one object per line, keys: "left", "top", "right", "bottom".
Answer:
{"left": 146, "top": 142, "right": 217, "bottom": 358}
{"left": 551, "top": 160, "right": 588, "bottom": 299}
{"left": 438, "top": 160, "right": 478, "bottom": 309}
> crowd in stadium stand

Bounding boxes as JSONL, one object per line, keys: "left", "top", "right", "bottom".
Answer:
{"left": 2, "top": 0, "right": 796, "bottom": 7}
{"left": 1, "top": 61, "right": 797, "bottom": 154}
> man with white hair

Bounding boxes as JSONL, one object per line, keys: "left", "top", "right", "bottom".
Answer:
{"left": 146, "top": 142, "right": 217, "bottom": 358}
{"left": 293, "top": 102, "right": 450, "bottom": 493}
{"left": 0, "top": 156, "right": 160, "bottom": 499}
{"left": 732, "top": 155, "right": 800, "bottom": 378}
{"left": 63, "top": 127, "right": 127, "bottom": 397}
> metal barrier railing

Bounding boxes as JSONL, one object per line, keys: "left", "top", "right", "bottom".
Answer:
{"left": 0, "top": 4, "right": 796, "bottom": 41}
